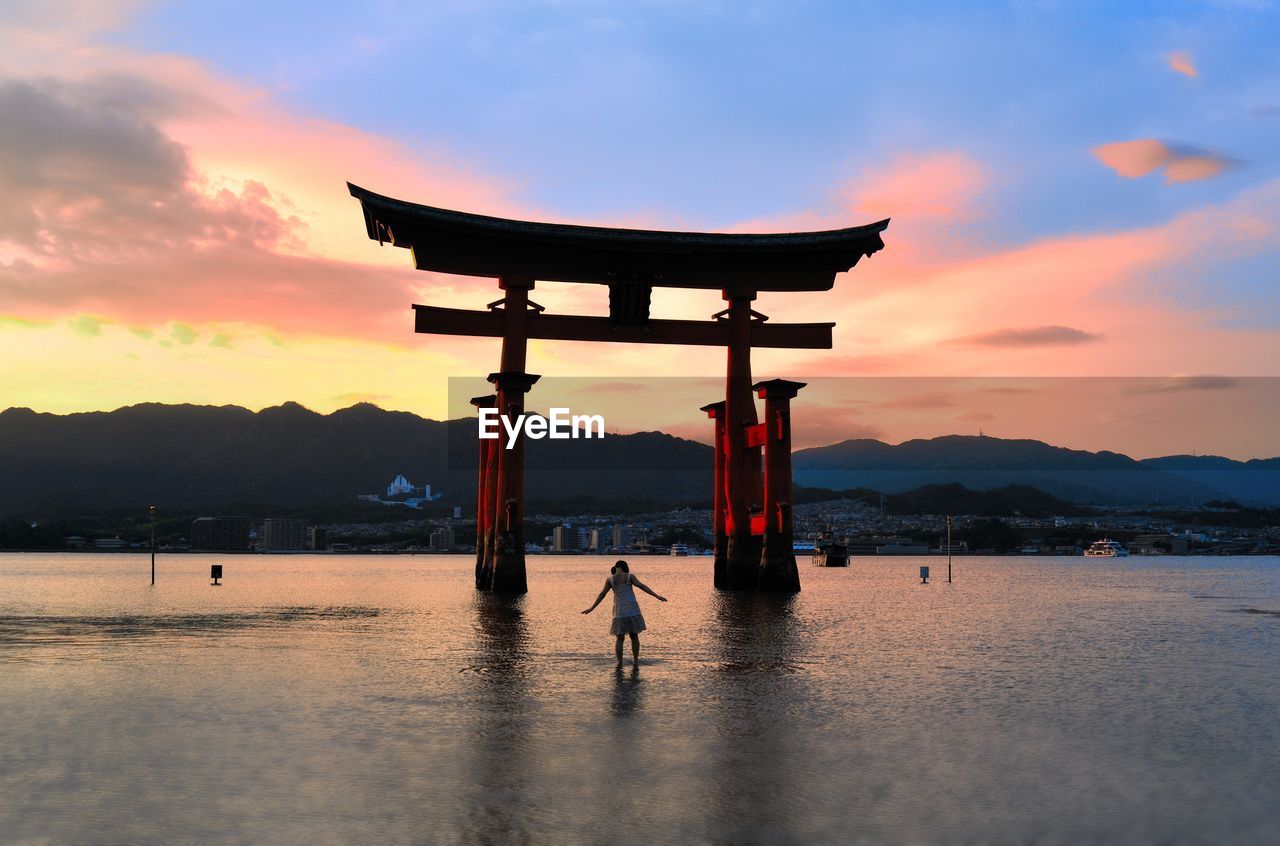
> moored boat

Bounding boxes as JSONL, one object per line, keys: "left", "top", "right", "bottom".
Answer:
{"left": 812, "top": 531, "right": 849, "bottom": 567}
{"left": 1084, "top": 539, "right": 1129, "bottom": 557}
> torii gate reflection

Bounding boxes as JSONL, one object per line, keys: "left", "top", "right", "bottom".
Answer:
{"left": 349, "top": 183, "right": 888, "bottom": 594}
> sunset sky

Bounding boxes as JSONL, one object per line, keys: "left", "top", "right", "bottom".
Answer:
{"left": 2, "top": 2, "right": 1278, "bottom": 455}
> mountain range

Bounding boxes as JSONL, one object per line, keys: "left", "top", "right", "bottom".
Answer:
{"left": 0, "top": 402, "right": 1276, "bottom": 518}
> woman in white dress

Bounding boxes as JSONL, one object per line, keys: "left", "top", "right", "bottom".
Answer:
{"left": 582, "top": 560, "right": 667, "bottom": 667}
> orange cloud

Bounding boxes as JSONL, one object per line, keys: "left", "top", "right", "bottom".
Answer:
{"left": 1168, "top": 51, "right": 1197, "bottom": 78}
{"left": 1092, "top": 139, "right": 1236, "bottom": 184}
{"left": 767, "top": 159, "right": 1280, "bottom": 380}
{"left": 0, "top": 69, "right": 537, "bottom": 345}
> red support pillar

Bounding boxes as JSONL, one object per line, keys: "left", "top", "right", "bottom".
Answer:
{"left": 481, "top": 414, "right": 501, "bottom": 587}
{"left": 470, "top": 394, "right": 498, "bottom": 589}
{"left": 722, "top": 289, "right": 762, "bottom": 590}
{"left": 487, "top": 370, "right": 539, "bottom": 593}
{"left": 480, "top": 274, "right": 538, "bottom": 594}
{"left": 700, "top": 400, "right": 728, "bottom": 589}
{"left": 754, "top": 379, "right": 805, "bottom": 592}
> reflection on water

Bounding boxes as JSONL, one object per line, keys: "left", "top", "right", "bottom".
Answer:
{"left": 1, "top": 553, "right": 1278, "bottom": 844}
{"left": 706, "top": 594, "right": 806, "bottom": 844}
{"left": 610, "top": 665, "right": 643, "bottom": 718}
{"left": 465, "top": 594, "right": 534, "bottom": 844}
{"left": 0, "top": 606, "right": 382, "bottom": 648}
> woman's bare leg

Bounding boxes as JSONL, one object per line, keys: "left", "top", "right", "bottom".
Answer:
{"left": 615, "top": 634, "right": 625, "bottom": 666}
{"left": 629, "top": 632, "right": 640, "bottom": 665}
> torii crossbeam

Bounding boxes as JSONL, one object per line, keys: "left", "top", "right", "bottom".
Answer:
{"left": 349, "top": 182, "right": 888, "bottom": 594}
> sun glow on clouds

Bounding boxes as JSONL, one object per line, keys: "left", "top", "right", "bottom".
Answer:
{"left": 1, "top": 4, "right": 1279, "bottom": 422}
{"left": 763, "top": 154, "right": 1280, "bottom": 380}
{"left": 0, "top": 317, "right": 461, "bottom": 418}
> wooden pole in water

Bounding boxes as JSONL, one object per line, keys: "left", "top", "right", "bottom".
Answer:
{"left": 700, "top": 401, "right": 728, "bottom": 589}
{"left": 946, "top": 514, "right": 953, "bottom": 583}
{"left": 722, "top": 289, "right": 761, "bottom": 590}
{"left": 149, "top": 505, "right": 156, "bottom": 586}
{"left": 755, "top": 379, "right": 805, "bottom": 593}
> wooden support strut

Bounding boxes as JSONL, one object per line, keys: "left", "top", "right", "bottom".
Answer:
{"left": 700, "top": 401, "right": 728, "bottom": 589}
{"left": 469, "top": 394, "right": 498, "bottom": 588}
{"left": 480, "top": 275, "right": 538, "bottom": 594}
{"left": 755, "top": 379, "right": 805, "bottom": 592}
{"left": 413, "top": 304, "right": 833, "bottom": 349}
{"left": 722, "top": 290, "right": 763, "bottom": 590}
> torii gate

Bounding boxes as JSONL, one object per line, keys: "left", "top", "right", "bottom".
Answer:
{"left": 349, "top": 183, "right": 888, "bottom": 593}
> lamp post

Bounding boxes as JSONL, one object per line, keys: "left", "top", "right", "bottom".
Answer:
{"left": 149, "top": 505, "right": 157, "bottom": 586}
{"left": 946, "top": 515, "right": 953, "bottom": 584}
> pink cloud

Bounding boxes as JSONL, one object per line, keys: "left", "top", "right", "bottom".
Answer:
{"left": 0, "top": 67, "right": 533, "bottom": 343}
{"left": 1, "top": 17, "right": 1277, "bottom": 394}
{"left": 1167, "top": 51, "right": 1197, "bottom": 78}
{"left": 759, "top": 154, "right": 1280, "bottom": 379}
{"left": 1092, "top": 139, "right": 1236, "bottom": 184}
{"left": 845, "top": 151, "right": 986, "bottom": 222}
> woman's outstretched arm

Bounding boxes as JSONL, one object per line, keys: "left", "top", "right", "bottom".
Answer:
{"left": 630, "top": 576, "right": 668, "bottom": 602}
{"left": 582, "top": 581, "right": 611, "bottom": 614}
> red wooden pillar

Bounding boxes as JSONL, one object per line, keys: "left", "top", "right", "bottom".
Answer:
{"left": 754, "top": 379, "right": 805, "bottom": 592}
{"left": 480, "top": 274, "right": 538, "bottom": 593}
{"left": 470, "top": 394, "right": 498, "bottom": 589}
{"left": 722, "top": 289, "right": 762, "bottom": 590}
{"left": 487, "top": 370, "right": 539, "bottom": 593}
{"left": 481, "top": 413, "right": 501, "bottom": 587}
{"left": 700, "top": 400, "right": 728, "bottom": 589}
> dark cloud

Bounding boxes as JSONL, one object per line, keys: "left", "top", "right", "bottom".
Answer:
{"left": 0, "top": 75, "right": 294, "bottom": 258}
{"left": 0, "top": 73, "right": 423, "bottom": 340}
{"left": 948, "top": 325, "right": 1103, "bottom": 347}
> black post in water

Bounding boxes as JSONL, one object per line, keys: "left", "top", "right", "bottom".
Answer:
{"left": 149, "top": 505, "right": 156, "bottom": 586}
{"left": 946, "top": 515, "right": 953, "bottom": 584}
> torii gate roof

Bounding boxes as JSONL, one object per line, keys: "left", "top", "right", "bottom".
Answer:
{"left": 349, "top": 183, "right": 888, "bottom": 291}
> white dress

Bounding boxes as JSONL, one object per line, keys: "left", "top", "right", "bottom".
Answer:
{"left": 608, "top": 573, "right": 647, "bottom": 635}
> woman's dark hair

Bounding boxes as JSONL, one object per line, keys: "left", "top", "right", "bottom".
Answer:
{"left": 611, "top": 560, "right": 630, "bottom": 574}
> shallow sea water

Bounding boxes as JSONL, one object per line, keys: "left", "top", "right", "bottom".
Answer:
{"left": 2, "top": 553, "right": 1279, "bottom": 845}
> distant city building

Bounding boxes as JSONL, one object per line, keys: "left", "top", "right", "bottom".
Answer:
{"left": 263, "top": 518, "right": 307, "bottom": 550}
{"left": 357, "top": 474, "right": 440, "bottom": 509}
{"left": 612, "top": 525, "right": 642, "bottom": 550}
{"left": 588, "top": 528, "right": 602, "bottom": 552}
{"left": 308, "top": 526, "right": 328, "bottom": 551}
{"left": 93, "top": 537, "right": 126, "bottom": 550}
{"left": 429, "top": 527, "right": 455, "bottom": 551}
{"left": 191, "top": 516, "right": 252, "bottom": 551}
{"left": 553, "top": 525, "right": 586, "bottom": 553}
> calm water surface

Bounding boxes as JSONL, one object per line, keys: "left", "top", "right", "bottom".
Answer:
{"left": 2, "top": 553, "right": 1279, "bottom": 845}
